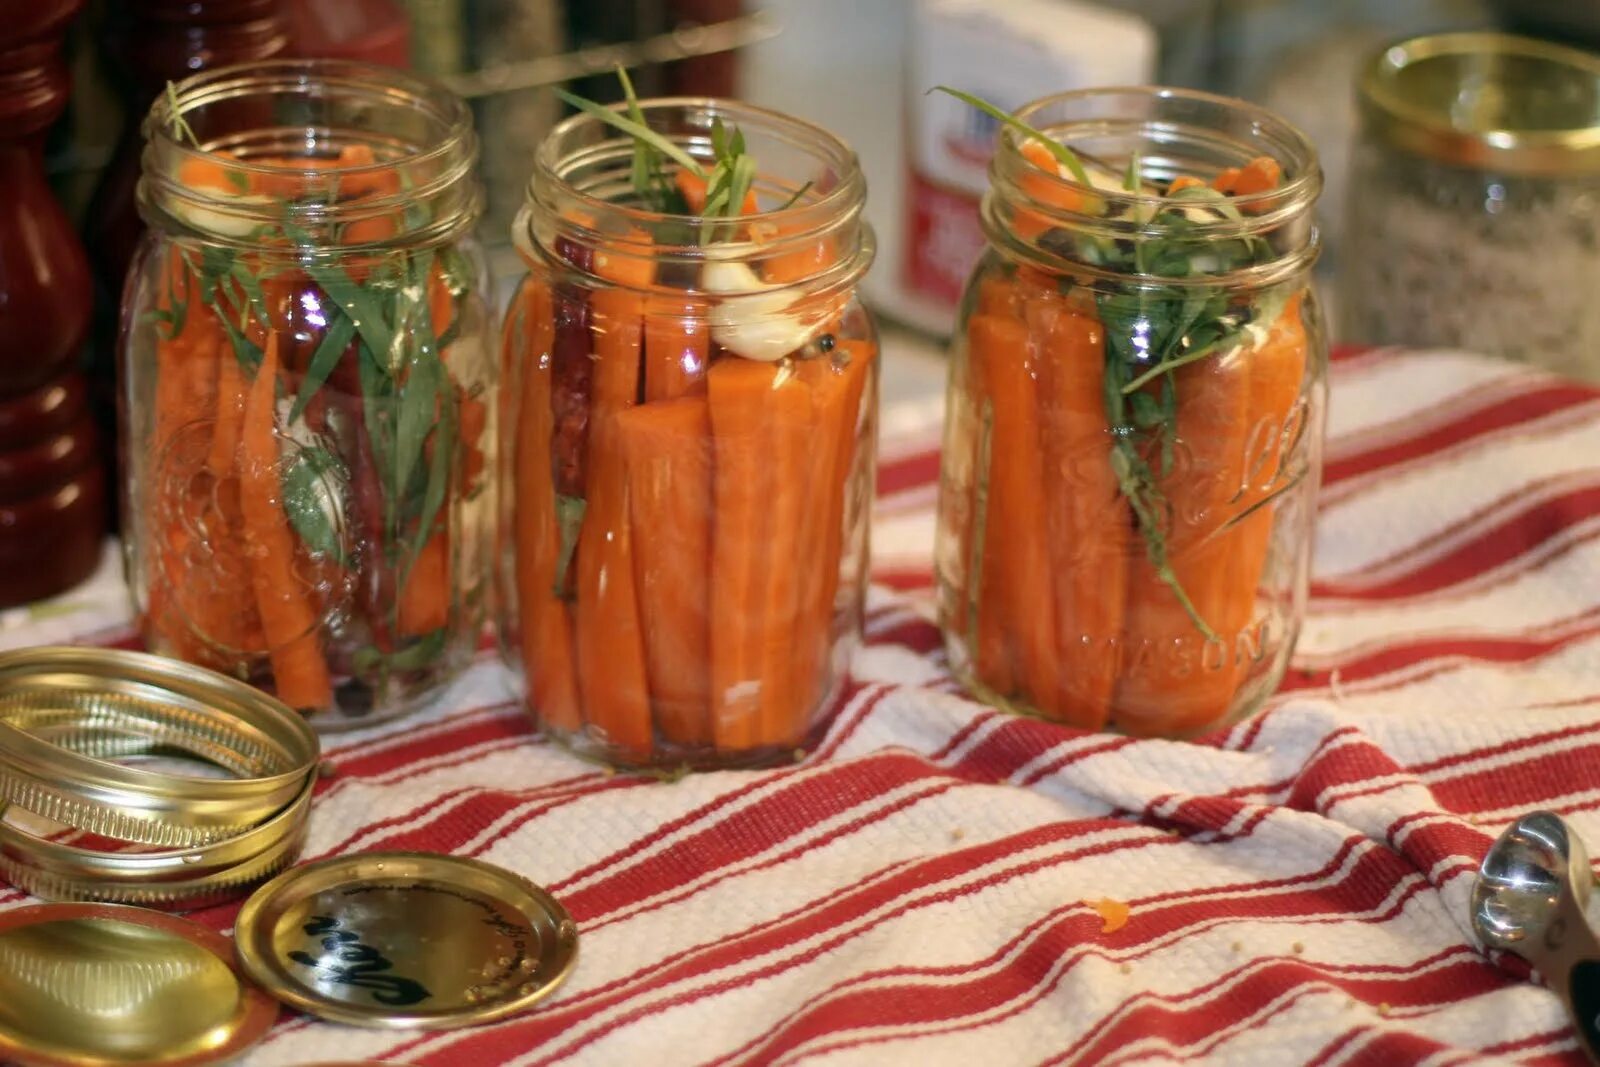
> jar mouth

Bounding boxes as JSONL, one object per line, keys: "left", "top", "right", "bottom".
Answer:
{"left": 141, "top": 60, "right": 481, "bottom": 250}
{"left": 521, "top": 97, "right": 872, "bottom": 296}
{"left": 991, "top": 86, "right": 1323, "bottom": 286}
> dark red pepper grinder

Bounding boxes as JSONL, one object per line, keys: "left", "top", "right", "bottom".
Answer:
{"left": 0, "top": 0, "right": 105, "bottom": 605}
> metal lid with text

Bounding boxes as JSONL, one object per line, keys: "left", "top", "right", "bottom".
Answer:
{"left": 234, "top": 852, "right": 578, "bottom": 1029}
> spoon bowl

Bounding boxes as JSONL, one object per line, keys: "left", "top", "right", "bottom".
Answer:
{"left": 1471, "top": 811, "right": 1600, "bottom": 1064}
{"left": 1473, "top": 811, "right": 1592, "bottom": 949}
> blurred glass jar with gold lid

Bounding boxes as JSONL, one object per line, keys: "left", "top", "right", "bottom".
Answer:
{"left": 1340, "top": 32, "right": 1600, "bottom": 381}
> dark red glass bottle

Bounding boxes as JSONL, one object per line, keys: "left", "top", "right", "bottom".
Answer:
{"left": 0, "top": 0, "right": 104, "bottom": 605}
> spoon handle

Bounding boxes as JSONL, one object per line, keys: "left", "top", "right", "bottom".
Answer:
{"left": 1547, "top": 900, "right": 1600, "bottom": 1063}
{"left": 1570, "top": 959, "right": 1600, "bottom": 1060}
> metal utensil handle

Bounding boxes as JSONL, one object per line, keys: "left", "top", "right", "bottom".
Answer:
{"left": 1570, "top": 958, "right": 1600, "bottom": 1061}
{"left": 1547, "top": 897, "right": 1600, "bottom": 1065}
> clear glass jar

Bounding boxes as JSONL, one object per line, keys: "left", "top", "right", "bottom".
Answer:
{"left": 1340, "top": 33, "right": 1600, "bottom": 381}
{"left": 502, "top": 98, "right": 878, "bottom": 769}
{"left": 121, "top": 60, "right": 494, "bottom": 729}
{"left": 935, "top": 87, "right": 1327, "bottom": 739}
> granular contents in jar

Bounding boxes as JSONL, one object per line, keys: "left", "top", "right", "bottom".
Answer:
{"left": 1339, "top": 148, "right": 1600, "bottom": 382}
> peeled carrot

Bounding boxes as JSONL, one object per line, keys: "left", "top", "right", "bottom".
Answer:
{"left": 791, "top": 341, "right": 874, "bottom": 725}
{"left": 643, "top": 295, "right": 710, "bottom": 400}
{"left": 708, "top": 359, "right": 774, "bottom": 751}
{"left": 1024, "top": 291, "right": 1125, "bottom": 731}
{"left": 675, "top": 170, "right": 760, "bottom": 216}
{"left": 975, "top": 272, "right": 1019, "bottom": 318}
{"left": 1167, "top": 175, "right": 1206, "bottom": 194}
{"left": 978, "top": 314, "right": 1058, "bottom": 714}
{"left": 593, "top": 228, "right": 657, "bottom": 289}
{"left": 397, "top": 532, "right": 451, "bottom": 636}
{"left": 1014, "top": 139, "right": 1098, "bottom": 239}
{"left": 177, "top": 151, "right": 244, "bottom": 194}
{"left": 208, "top": 347, "right": 247, "bottom": 480}
{"left": 510, "top": 280, "right": 582, "bottom": 732}
{"left": 574, "top": 288, "right": 653, "bottom": 759}
{"left": 756, "top": 375, "right": 813, "bottom": 747}
{"left": 958, "top": 315, "right": 1021, "bottom": 699}
{"left": 1210, "top": 167, "right": 1243, "bottom": 194}
{"left": 1218, "top": 156, "right": 1282, "bottom": 197}
{"left": 616, "top": 397, "right": 713, "bottom": 747}
{"left": 1113, "top": 340, "right": 1255, "bottom": 736}
{"left": 240, "top": 335, "right": 333, "bottom": 710}
{"left": 760, "top": 218, "right": 835, "bottom": 286}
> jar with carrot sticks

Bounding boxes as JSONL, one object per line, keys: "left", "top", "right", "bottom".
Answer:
{"left": 502, "top": 79, "right": 879, "bottom": 769}
{"left": 120, "top": 61, "right": 494, "bottom": 728}
{"left": 934, "top": 87, "right": 1327, "bottom": 739}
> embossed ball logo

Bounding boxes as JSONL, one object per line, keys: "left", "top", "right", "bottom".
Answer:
{"left": 152, "top": 418, "right": 353, "bottom": 656}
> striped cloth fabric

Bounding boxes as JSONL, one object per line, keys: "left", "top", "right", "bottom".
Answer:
{"left": 2, "top": 345, "right": 1598, "bottom": 1065}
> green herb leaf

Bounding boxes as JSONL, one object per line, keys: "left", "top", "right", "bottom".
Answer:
{"left": 1129, "top": 390, "right": 1163, "bottom": 429}
{"left": 164, "top": 82, "right": 200, "bottom": 147}
{"left": 554, "top": 87, "right": 706, "bottom": 179}
{"left": 229, "top": 261, "right": 273, "bottom": 330}
{"left": 353, "top": 627, "right": 448, "bottom": 675}
{"left": 553, "top": 494, "right": 586, "bottom": 600}
{"left": 217, "top": 312, "right": 263, "bottom": 372}
{"left": 400, "top": 404, "right": 454, "bottom": 594}
{"left": 290, "top": 310, "right": 357, "bottom": 424}
{"left": 305, "top": 262, "right": 395, "bottom": 367}
{"left": 358, "top": 339, "right": 396, "bottom": 529}
{"left": 282, "top": 446, "right": 348, "bottom": 563}
{"left": 929, "top": 86, "right": 1091, "bottom": 186}
{"left": 776, "top": 180, "right": 814, "bottom": 212}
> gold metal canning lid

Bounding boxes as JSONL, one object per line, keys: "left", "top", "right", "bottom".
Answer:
{"left": 0, "top": 647, "right": 319, "bottom": 846}
{"left": 1360, "top": 32, "right": 1600, "bottom": 176}
{"left": 0, "top": 902, "right": 279, "bottom": 1067}
{"left": 235, "top": 852, "right": 578, "bottom": 1029}
{"left": 0, "top": 771, "right": 314, "bottom": 910}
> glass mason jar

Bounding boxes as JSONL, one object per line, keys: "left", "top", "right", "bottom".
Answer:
{"left": 935, "top": 88, "right": 1327, "bottom": 739}
{"left": 502, "top": 98, "right": 878, "bottom": 769}
{"left": 1341, "top": 33, "right": 1600, "bottom": 381}
{"left": 121, "top": 61, "right": 494, "bottom": 729}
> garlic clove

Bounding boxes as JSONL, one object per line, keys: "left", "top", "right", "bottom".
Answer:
{"left": 701, "top": 256, "right": 822, "bottom": 361}
{"left": 175, "top": 196, "right": 277, "bottom": 238}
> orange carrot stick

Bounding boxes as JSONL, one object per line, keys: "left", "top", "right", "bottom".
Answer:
{"left": 240, "top": 335, "right": 332, "bottom": 710}
{"left": 756, "top": 373, "right": 813, "bottom": 746}
{"left": 617, "top": 396, "right": 713, "bottom": 747}
{"left": 643, "top": 295, "right": 710, "bottom": 401}
{"left": 510, "top": 280, "right": 582, "bottom": 732}
{"left": 209, "top": 348, "right": 247, "bottom": 480}
{"left": 708, "top": 358, "right": 774, "bottom": 751}
{"left": 1025, "top": 290, "right": 1125, "bottom": 730}
{"left": 574, "top": 288, "right": 653, "bottom": 759}
{"left": 675, "top": 170, "right": 760, "bottom": 216}
{"left": 791, "top": 341, "right": 874, "bottom": 728}
{"left": 397, "top": 532, "right": 451, "bottom": 636}
{"left": 960, "top": 313, "right": 1021, "bottom": 699}
{"left": 1114, "top": 342, "right": 1255, "bottom": 737}
{"left": 1014, "top": 139, "right": 1099, "bottom": 239}
{"left": 977, "top": 313, "right": 1057, "bottom": 716}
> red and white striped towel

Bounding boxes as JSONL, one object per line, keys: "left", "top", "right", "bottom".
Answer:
{"left": 2, "top": 346, "right": 1598, "bottom": 1066}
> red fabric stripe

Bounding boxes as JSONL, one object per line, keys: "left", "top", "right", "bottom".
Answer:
{"left": 1313, "top": 481, "right": 1600, "bottom": 599}
{"left": 876, "top": 448, "right": 940, "bottom": 498}
{"left": 1323, "top": 384, "right": 1597, "bottom": 488}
